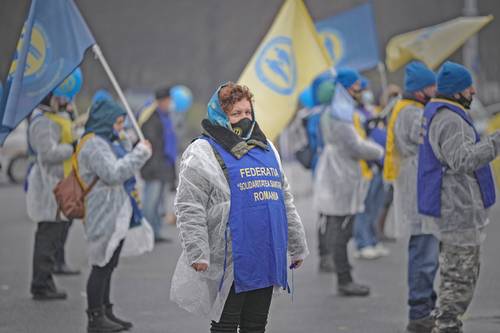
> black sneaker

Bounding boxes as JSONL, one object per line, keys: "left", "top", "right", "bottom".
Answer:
{"left": 337, "top": 282, "right": 370, "bottom": 297}
{"left": 32, "top": 289, "right": 67, "bottom": 301}
{"left": 406, "top": 315, "right": 435, "bottom": 332}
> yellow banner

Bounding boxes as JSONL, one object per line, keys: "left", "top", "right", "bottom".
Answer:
{"left": 386, "top": 15, "right": 493, "bottom": 72}
{"left": 238, "top": 0, "right": 332, "bottom": 140}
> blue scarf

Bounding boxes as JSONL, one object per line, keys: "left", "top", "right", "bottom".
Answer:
{"left": 157, "top": 110, "right": 177, "bottom": 165}
{"left": 107, "top": 138, "right": 143, "bottom": 228}
{"left": 417, "top": 99, "right": 496, "bottom": 217}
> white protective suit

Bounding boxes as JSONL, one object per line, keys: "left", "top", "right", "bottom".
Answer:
{"left": 77, "top": 135, "right": 153, "bottom": 266}
{"left": 170, "top": 138, "right": 309, "bottom": 322}
{"left": 393, "top": 102, "right": 440, "bottom": 237}
{"left": 26, "top": 109, "right": 73, "bottom": 223}
{"left": 423, "top": 107, "right": 500, "bottom": 245}
{"left": 313, "top": 110, "right": 384, "bottom": 216}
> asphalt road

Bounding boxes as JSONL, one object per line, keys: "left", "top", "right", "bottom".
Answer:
{"left": 1, "top": 163, "right": 500, "bottom": 333}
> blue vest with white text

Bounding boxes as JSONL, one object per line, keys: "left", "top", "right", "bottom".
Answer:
{"left": 417, "top": 99, "right": 496, "bottom": 217}
{"left": 204, "top": 137, "right": 288, "bottom": 293}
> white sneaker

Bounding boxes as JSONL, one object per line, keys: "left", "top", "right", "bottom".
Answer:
{"left": 374, "top": 243, "right": 390, "bottom": 257}
{"left": 356, "top": 246, "right": 381, "bottom": 260}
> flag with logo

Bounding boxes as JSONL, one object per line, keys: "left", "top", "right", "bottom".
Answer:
{"left": 238, "top": 0, "right": 332, "bottom": 140}
{"left": 0, "top": 0, "right": 95, "bottom": 145}
{"left": 316, "top": 2, "right": 380, "bottom": 71}
{"left": 385, "top": 15, "right": 493, "bottom": 72}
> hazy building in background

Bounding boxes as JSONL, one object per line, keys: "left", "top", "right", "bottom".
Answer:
{"left": 1, "top": 0, "right": 499, "bottom": 105}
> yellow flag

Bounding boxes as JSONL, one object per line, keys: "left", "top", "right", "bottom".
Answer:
{"left": 386, "top": 15, "right": 493, "bottom": 72}
{"left": 238, "top": 0, "right": 331, "bottom": 140}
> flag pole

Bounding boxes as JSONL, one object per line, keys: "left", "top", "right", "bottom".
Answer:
{"left": 92, "top": 44, "right": 145, "bottom": 141}
{"left": 377, "top": 61, "right": 388, "bottom": 99}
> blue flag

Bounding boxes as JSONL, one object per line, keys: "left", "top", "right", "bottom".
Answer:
{"left": 316, "top": 3, "right": 380, "bottom": 71}
{"left": 0, "top": 0, "right": 95, "bottom": 145}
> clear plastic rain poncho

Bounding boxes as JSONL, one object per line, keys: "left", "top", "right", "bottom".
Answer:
{"left": 78, "top": 134, "right": 152, "bottom": 266}
{"left": 423, "top": 107, "right": 500, "bottom": 245}
{"left": 313, "top": 108, "right": 384, "bottom": 216}
{"left": 393, "top": 103, "right": 440, "bottom": 237}
{"left": 26, "top": 109, "right": 73, "bottom": 223}
{"left": 170, "top": 138, "right": 309, "bottom": 322}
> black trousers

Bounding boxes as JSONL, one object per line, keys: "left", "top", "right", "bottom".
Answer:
{"left": 54, "top": 220, "right": 73, "bottom": 267}
{"left": 86, "top": 240, "right": 124, "bottom": 310}
{"left": 211, "top": 284, "right": 273, "bottom": 333}
{"left": 31, "top": 221, "right": 69, "bottom": 293}
{"left": 325, "top": 215, "right": 354, "bottom": 285}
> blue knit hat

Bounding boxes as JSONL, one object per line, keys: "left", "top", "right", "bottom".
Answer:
{"left": 437, "top": 61, "right": 473, "bottom": 96}
{"left": 360, "top": 76, "right": 370, "bottom": 90}
{"left": 404, "top": 61, "right": 436, "bottom": 92}
{"left": 336, "top": 68, "right": 360, "bottom": 89}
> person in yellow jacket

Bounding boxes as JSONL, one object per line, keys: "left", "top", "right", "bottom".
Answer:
{"left": 384, "top": 61, "right": 439, "bottom": 333}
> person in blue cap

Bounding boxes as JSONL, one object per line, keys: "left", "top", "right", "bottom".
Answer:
{"left": 170, "top": 82, "right": 308, "bottom": 332}
{"left": 313, "top": 68, "right": 384, "bottom": 296}
{"left": 384, "top": 61, "right": 439, "bottom": 333}
{"left": 417, "top": 61, "right": 500, "bottom": 333}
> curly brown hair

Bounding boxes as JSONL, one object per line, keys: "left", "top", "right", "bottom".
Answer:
{"left": 218, "top": 82, "right": 254, "bottom": 114}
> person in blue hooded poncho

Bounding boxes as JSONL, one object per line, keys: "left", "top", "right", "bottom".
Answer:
{"left": 417, "top": 61, "right": 500, "bottom": 332}
{"left": 76, "top": 100, "right": 152, "bottom": 332}
{"left": 313, "top": 68, "right": 384, "bottom": 297}
{"left": 170, "top": 82, "right": 308, "bottom": 332}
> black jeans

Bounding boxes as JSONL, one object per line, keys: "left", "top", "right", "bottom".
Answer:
{"left": 86, "top": 240, "right": 124, "bottom": 310}
{"left": 326, "top": 215, "right": 354, "bottom": 285}
{"left": 211, "top": 284, "right": 273, "bottom": 333}
{"left": 31, "top": 221, "right": 70, "bottom": 294}
{"left": 54, "top": 220, "right": 73, "bottom": 267}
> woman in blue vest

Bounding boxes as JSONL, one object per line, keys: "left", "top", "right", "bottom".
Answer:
{"left": 171, "top": 82, "right": 309, "bottom": 332}
{"left": 417, "top": 62, "right": 500, "bottom": 332}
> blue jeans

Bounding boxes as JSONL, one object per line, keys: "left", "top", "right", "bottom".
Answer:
{"left": 142, "top": 180, "right": 167, "bottom": 239}
{"left": 408, "top": 234, "right": 439, "bottom": 320}
{"left": 354, "top": 172, "right": 385, "bottom": 250}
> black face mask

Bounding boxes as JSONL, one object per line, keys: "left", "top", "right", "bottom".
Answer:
{"left": 351, "top": 89, "right": 362, "bottom": 104}
{"left": 422, "top": 93, "right": 433, "bottom": 105}
{"left": 456, "top": 93, "right": 473, "bottom": 110}
{"left": 231, "top": 117, "right": 253, "bottom": 138}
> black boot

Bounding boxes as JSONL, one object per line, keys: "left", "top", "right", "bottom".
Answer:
{"left": 105, "top": 304, "right": 133, "bottom": 329}
{"left": 406, "top": 315, "right": 435, "bottom": 333}
{"left": 86, "top": 307, "right": 124, "bottom": 332}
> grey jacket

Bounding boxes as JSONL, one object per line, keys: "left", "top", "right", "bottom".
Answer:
{"left": 425, "top": 107, "right": 500, "bottom": 245}
{"left": 393, "top": 103, "right": 439, "bottom": 236}
{"left": 77, "top": 135, "right": 151, "bottom": 266}
{"left": 313, "top": 110, "right": 384, "bottom": 216}
{"left": 26, "top": 110, "right": 73, "bottom": 223}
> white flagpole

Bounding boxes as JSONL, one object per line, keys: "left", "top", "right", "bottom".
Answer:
{"left": 92, "top": 44, "right": 145, "bottom": 141}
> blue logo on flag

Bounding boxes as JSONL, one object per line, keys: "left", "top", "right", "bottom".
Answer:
{"left": 255, "top": 36, "right": 296, "bottom": 95}
{"left": 316, "top": 3, "right": 380, "bottom": 71}
{"left": 318, "top": 28, "right": 345, "bottom": 66}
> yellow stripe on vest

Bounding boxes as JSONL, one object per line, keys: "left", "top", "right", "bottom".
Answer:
{"left": 352, "top": 112, "right": 373, "bottom": 181}
{"left": 44, "top": 113, "right": 74, "bottom": 177}
{"left": 72, "top": 133, "right": 96, "bottom": 190}
{"left": 383, "top": 99, "right": 423, "bottom": 182}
